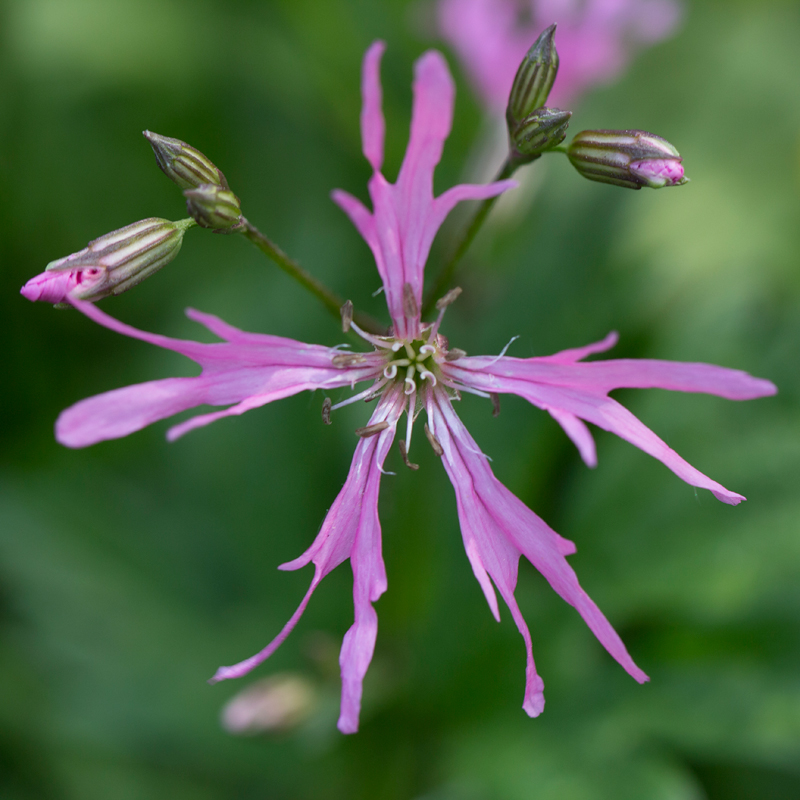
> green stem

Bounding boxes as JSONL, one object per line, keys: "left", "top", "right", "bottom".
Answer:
{"left": 241, "top": 219, "right": 384, "bottom": 335}
{"left": 422, "top": 158, "right": 517, "bottom": 317}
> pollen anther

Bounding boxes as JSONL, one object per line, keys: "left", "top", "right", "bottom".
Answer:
{"left": 424, "top": 423, "right": 444, "bottom": 456}
{"left": 355, "top": 421, "right": 390, "bottom": 438}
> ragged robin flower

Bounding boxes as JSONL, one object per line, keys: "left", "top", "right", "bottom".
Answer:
{"left": 39, "top": 42, "right": 775, "bottom": 734}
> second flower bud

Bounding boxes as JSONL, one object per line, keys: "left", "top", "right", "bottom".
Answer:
{"left": 184, "top": 184, "right": 245, "bottom": 232}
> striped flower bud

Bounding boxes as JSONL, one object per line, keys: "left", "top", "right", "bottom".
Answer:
{"left": 143, "top": 130, "right": 229, "bottom": 190}
{"left": 509, "top": 107, "right": 572, "bottom": 163}
{"left": 20, "top": 217, "right": 194, "bottom": 305}
{"left": 184, "top": 184, "right": 245, "bottom": 232}
{"left": 567, "top": 129, "right": 688, "bottom": 189}
{"left": 506, "top": 24, "right": 559, "bottom": 128}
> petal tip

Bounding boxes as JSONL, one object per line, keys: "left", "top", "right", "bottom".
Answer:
{"left": 336, "top": 714, "right": 359, "bottom": 734}
{"left": 523, "top": 692, "right": 545, "bottom": 718}
{"left": 712, "top": 490, "right": 746, "bottom": 505}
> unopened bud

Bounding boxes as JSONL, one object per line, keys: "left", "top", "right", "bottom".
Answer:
{"left": 567, "top": 129, "right": 688, "bottom": 189}
{"left": 143, "top": 130, "right": 229, "bottom": 190}
{"left": 221, "top": 674, "right": 317, "bottom": 735}
{"left": 184, "top": 184, "right": 245, "bottom": 232}
{"left": 506, "top": 24, "right": 558, "bottom": 128}
{"left": 509, "top": 107, "right": 571, "bottom": 163}
{"left": 20, "top": 217, "right": 194, "bottom": 305}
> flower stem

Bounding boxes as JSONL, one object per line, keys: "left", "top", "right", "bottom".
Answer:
{"left": 241, "top": 219, "right": 384, "bottom": 334}
{"left": 422, "top": 158, "right": 516, "bottom": 316}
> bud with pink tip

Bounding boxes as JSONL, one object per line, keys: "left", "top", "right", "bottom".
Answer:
{"left": 21, "top": 217, "right": 194, "bottom": 305}
{"left": 567, "top": 129, "right": 688, "bottom": 189}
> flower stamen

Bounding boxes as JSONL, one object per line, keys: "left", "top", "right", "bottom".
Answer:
{"left": 398, "top": 440, "right": 419, "bottom": 470}
{"left": 424, "top": 423, "right": 443, "bottom": 457}
{"left": 355, "top": 421, "right": 390, "bottom": 438}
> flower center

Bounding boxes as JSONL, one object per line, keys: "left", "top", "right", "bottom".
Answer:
{"left": 382, "top": 338, "right": 440, "bottom": 394}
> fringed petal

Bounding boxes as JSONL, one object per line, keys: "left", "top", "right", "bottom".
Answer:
{"left": 210, "top": 386, "right": 405, "bottom": 735}
{"left": 58, "top": 299, "right": 374, "bottom": 447}
{"left": 445, "top": 339, "right": 775, "bottom": 504}
{"left": 429, "top": 391, "right": 648, "bottom": 712}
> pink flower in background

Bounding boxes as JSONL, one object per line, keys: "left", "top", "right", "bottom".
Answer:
{"left": 437, "top": 0, "right": 682, "bottom": 111}
{"left": 45, "top": 42, "right": 774, "bottom": 734}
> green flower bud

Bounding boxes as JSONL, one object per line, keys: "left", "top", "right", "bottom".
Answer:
{"left": 509, "top": 107, "right": 572, "bottom": 163}
{"left": 23, "top": 218, "right": 194, "bottom": 304}
{"left": 506, "top": 24, "right": 559, "bottom": 128}
{"left": 184, "top": 184, "right": 245, "bottom": 232}
{"left": 567, "top": 129, "right": 688, "bottom": 189}
{"left": 143, "top": 130, "right": 229, "bottom": 190}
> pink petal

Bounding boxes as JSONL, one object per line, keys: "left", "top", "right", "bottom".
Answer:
{"left": 426, "top": 178, "right": 517, "bottom": 259}
{"left": 210, "top": 386, "right": 405, "bottom": 735}
{"left": 448, "top": 364, "right": 751, "bottom": 504}
{"left": 335, "top": 44, "right": 519, "bottom": 338}
{"left": 330, "top": 189, "right": 376, "bottom": 251}
{"left": 58, "top": 299, "right": 375, "bottom": 447}
{"left": 535, "top": 331, "right": 619, "bottom": 364}
{"left": 547, "top": 407, "right": 597, "bottom": 468}
{"left": 361, "top": 41, "right": 386, "bottom": 172}
{"left": 428, "top": 392, "right": 647, "bottom": 717}
{"left": 461, "top": 352, "right": 777, "bottom": 401}
{"left": 21, "top": 269, "right": 82, "bottom": 303}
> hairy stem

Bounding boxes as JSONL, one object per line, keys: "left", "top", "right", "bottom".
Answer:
{"left": 422, "top": 159, "right": 517, "bottom": 316}
{"left": 241, "top": 219, "right": 384, "bottom": 334}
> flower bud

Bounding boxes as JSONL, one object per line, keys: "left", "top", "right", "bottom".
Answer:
{"left": 221, "top": 674, "right": 317, "bottom": 735}
{"left": 509, "top": 107, "right": 571, "bottom": 163}
{"left": 20, "top": 217, "right": 194, "bottom": 305}
{"left": 506, "top": 24, "right": 559, "bottom": 128}
{"left": 143, "top": 130, "right": 229, "bottom": 190}
{"left": 567, "top": 129, "right": 688, "bottom": 189}
{"left": 184, "top": 184, "right": 245, "bottom": 232}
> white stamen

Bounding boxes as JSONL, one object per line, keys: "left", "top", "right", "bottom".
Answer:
{"left": 464, "top": 441, "right": 493, "bottom": 461}
{"left": 329, "top": 378, "right": 389, "bottom": 412}
{"left": 384, "top": 364, "right": 398, "bottom": 379}
{"left": 488, "top": 335, "right": 520, "bottom": 365}
{"left": 391, "top": 341, "right": 403, "bottom": 352}
{"left": 418, "top": 344, "right": 436, "bottom": 357}
{"left": 404, "top": 395, "right": 415, "bottom": 455}
{"left": 349, "top": 321, "right": 395, "bottom": 350}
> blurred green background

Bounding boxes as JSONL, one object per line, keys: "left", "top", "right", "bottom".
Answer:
{"left": 1, "top": 0, "right": 799, "bottom": 797}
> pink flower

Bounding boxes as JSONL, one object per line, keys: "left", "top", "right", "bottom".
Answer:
{"left": 49, "top": 43, "right": 774, "bottom": 734}
{"left": 437, "top": 0, "right": 682, "bottom": 111}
